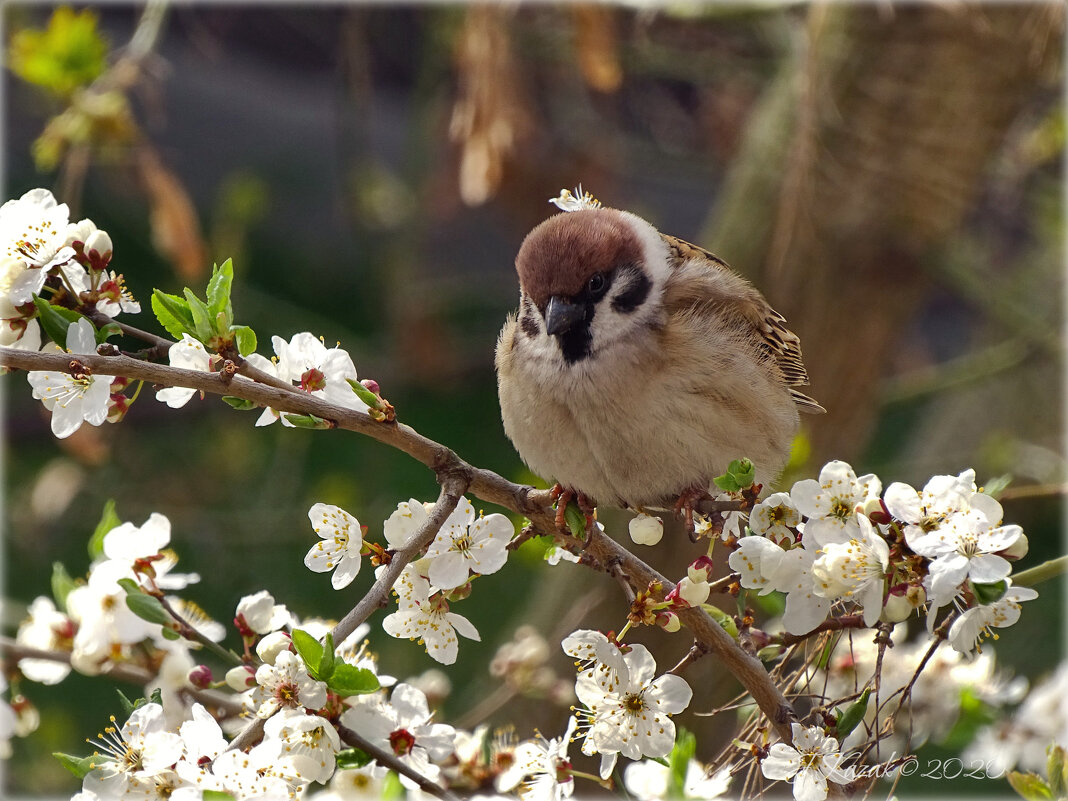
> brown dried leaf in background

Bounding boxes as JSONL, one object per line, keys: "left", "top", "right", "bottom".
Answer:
{"left": 138, "top": 146, "right": 208, "bottom": 280}
{"left": 449, "top": 6, "right": 532, "bottom": 207}
{"left": 572, "top": 4, "right": 623, "bottom": 93}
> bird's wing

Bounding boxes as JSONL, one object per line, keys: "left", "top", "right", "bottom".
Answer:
{"left": 661, "top": 234, "right": 826, "bottom": 414}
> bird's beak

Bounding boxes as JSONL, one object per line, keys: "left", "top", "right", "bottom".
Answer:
{"left": 544, "top": 296, "right": 586, "bottom": 336}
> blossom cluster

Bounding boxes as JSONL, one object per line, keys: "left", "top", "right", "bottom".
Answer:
{"left": 721, "top": 460, "right": 1034, "bottom": 655}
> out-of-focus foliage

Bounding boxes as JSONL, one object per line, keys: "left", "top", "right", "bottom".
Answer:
{"left": 8, "top": 7, "right": 107, "bottom": 97}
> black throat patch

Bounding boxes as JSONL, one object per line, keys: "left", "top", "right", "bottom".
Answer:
{"left": 555, "top": 303, "right": 595, "bottom": 364}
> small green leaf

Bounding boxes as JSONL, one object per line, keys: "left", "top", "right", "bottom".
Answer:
{"left": 318, "top": 632, "right": 336, "bottom": 680}
{"left": 32, "top": 295, "right": 87, "bottom": 349}
{"left": 160, "top": 627, "right": 181, "bottom": 640}
{"left": 335, "top": 748, "right": 373, "bottom": 770}
{"left": 714, "top": 458, "right": 755, "bottom": 492}
{"left": 328, "top": 664, "right": 381, "bottom": 697}
{"left": 972, "top": 580, "right": 1009, "bottom": 605}
{"left": 381, "top": 771, "right": 406, "bottom": 800}
{"left": 203, "top": 791, "right": 237, "bottom": 801}
{"left": 291, "top": 629, "right": 324, "bottom": 678}
{"left": 1007, "top": 771, "right": 1054, "bottom": 801}
{"left": 563, "top": 503, "right": 587, "bottom": 539}
{"left": 117, "top": 580, "right": 170, "bottom": 625}
{"left": 347, "top": 378, "right": 382, "bottom": 410}
{"left": 667, "top": 728, "right": 696, "bottom": 799}
{"left": 222, "top": 396, "right": 258, "bottom": 411}
{"left": 95, "top": 322, "right": 122, "bottom": 343}
{"left": 230, "top": 325, "right": 257, "bottom": 356}
{"left": 51, "top": 561, "right": 77, "bottom": 611}
{"left": 151, "top": 290, "right": 195, "bottom": 340}
{"left": 54, "top": 751, "right": 99, "bottom": 779}
{"left": 88, "top": 499, "right": 121, "bottom": 559}
{"left": 283, "top": 413, "right": 331, "bottom": 429}
{"left": 148, "top": 688, "right": 163, "bottom": 706}
{"left": 115, "top": 689, "right": 136, "bottom": 717}
{"left": 834, "top": 688, "right": 870, "bottom": 740}
{"left": 183, "top": 288, "right": 214, "bottom": 340}
{"left": 703, "top": 604, "right": 738, "bottom": 638}
{"left": 206, "top": 259, "right": 234, "bottom": 324}
{"left": 1048, "top": 745, "right": 1067, "bottom": 797}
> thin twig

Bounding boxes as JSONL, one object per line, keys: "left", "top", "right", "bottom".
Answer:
{"left": 336, "top": 723, "right": 460, "bottom": 801}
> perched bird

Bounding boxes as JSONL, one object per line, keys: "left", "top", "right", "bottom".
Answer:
{"left": 495, "top": 190, "right": 823, "bottom": 528}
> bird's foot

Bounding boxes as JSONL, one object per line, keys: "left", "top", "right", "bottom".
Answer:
{"left": 550, "top": 484, "right": 596, "bottom": 538}
{"left": 674, "top": 485, "right": 713, "bottom": 543}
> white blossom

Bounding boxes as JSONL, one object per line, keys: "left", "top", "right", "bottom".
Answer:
{"left": 760, "top": 723, "right": 855, "bottom": 801}
{"left": 749, "top": 492, "right": 800, "bottom": 544}
{"left": 15, "top": 596, "right": 74, "bottom": 684}
{"left": 948, "top": 584, "right": 1039, "bottom": 656}
{"left": 251, "top": 650, "right": 328, "bottom": 717}
{"left": 259, "top": 708, "right": 341, "bottom": 784}
{"left": 339, "top": 683, "right": 456, "bottom": 790}
{"left": 236, "top": 590, "right": 293, "bottom": 635}
{"left": 548, "top": 186, "right": 602, "bottom": 212}
{"left": 81, "top": 703, "right": 184, "bottom": 800}
{"left": 305, "top": 503, "right": 365, "bottom": 589}
{"left": 155, "top": 335, "right": 212, "bottom": 408}
{"left": 811, "top": 514, "right": 890, "bottom": 626}
{"left": 574, "top": 643, "right": 692, "bottom": 778}
{"left": 501, "top": 717, "right": 578, "bottom": 801}
{"left": 624, "top": 758, "right": 731, "bottom": 800}
{"left": 381, "top": 564, "right": 480, "bottom": 665}
{"left": 27, "top": 319, "right": 111, "bottom": 438}
{"left": 423, "top": 501, "right": 513, "bottom": 590}
{"left": 790, "top": 460, "right": 881, "bottom": 547}
{"left": 0, "top": 188, "right": 76, "bottom": 304}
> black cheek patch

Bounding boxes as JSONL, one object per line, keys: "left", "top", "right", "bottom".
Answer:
{"left": 611, "top": 270, "right": 651, "bottom": 314}
{"left": 556, "top": 301, "right": 595, "bottom": 364}
{"left": 519, "top": 311, "right": 539, "bottom": 339}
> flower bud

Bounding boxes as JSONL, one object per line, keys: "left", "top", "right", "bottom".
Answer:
{"left": 360, "top": 378, "right": 381, "bottom": 395}
{"left": 656, "top": 610, "right": 681, "bottom": 632}
{"left": 84, "top": 229, "right": 113, "bottom": 262}
{"left": 863, "top": 497, "right": 892, "bottom": 525}
{"left": 255, "top": 630, "right": 292, "bottom": 664}
{"left": 688, "top": 555, "right": 715, "bottom": 583}
{"left": 446, "top": 582, "right": 472, "bottom": 602}
{"left": 629, "top": 513, "right": 664, "bottom": 546}
{"left": 675, "top": 576, "right": 711, "bottom": 607}
{"left": 225, "top": 664, "right": 256, "bottom": 692}
{"left": 188, "top": 664, "right": 213, "bottom": 689}
{"left": 881, "top": 584, "right": 926, "bottom": 623}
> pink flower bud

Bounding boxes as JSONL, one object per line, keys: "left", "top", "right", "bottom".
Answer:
{"left": 688, "top": 555, "right": 715, "bottom": 583}
{"left": 656, "top": 610, "right": 681, "bottom": 632}
{"left": 360, "top": 378, "right": 381, "bottom": 395}
{"left": 863, "top": 497, "right": 892, "bottom": 525}
{"left": 188, "top": 665, "right": 213, "bottom": 689}
{"left": 224, "top": 664, "right": 256, "bottom": 691}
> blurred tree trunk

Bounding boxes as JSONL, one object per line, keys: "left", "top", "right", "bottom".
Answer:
{"left": 704, "top": 3, "right": 1063, "bottom": 466}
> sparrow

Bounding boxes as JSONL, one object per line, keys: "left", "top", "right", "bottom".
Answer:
{"left": 495, "top": 192, "right": 823, "bottom": 530}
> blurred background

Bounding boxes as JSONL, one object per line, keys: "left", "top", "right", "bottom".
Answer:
{"left": 2, "top": 3, "right": 1064, "bottom": 797}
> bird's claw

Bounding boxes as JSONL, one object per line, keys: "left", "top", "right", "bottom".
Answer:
{"left": 551, "top": 484, "right": 596, "bottom": 540}
{"left": 674, "top": 485, "right": 713, "bottom": 542}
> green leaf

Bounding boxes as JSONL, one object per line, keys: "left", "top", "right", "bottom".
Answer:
{"left": 222, "top": 396, "right": 259, "bottom": 411}
{"left": 972, "top": 580, "right": 1009, "bottom": 605}
{"left": 319, "top": 632, "right": 336, "bottom": 680}
{"left": 53, "top": 751, "right": 99, "bottom": 779}
{"left": 183, "top": 288, "right": 215, "bottom": 340}
{"left": 95, "top": 322, "right": 123, "bottom": 344}
{"left": 291, "top": 629, "right": 324, "bottom": 678}
{"left": 328, "top": 664, "right": 381, "bottom": 697}
{"left": 115, "top": 689, "right": 136, "bottom": 717}
{"left": 32, "top": 295, "right": 87, "bottom": 349}
{"left": 713, "top": 458, "right": 755, "bottom": 492}
{"left": 117, "top": 579, "right": 170, "bottom": 625}
{"left": 9, "top": 8, "right": 108, "bottom": 97}
{"left": 1048, "top": 744, "right": 1067, "bottom": 797}
{"left": 347, "top": 378, "right": 382, "bottom": 410}
{"left": 148, "top": 688, "right": 163, "bottom": 707}
{"left": 206, "top": 259, "right": 234, "bottom": 324}
{"left": 335, "top": 748, "right": 373, "bottom": 770}
{"left": 563, "top": 502, "right": 587, "bottom": 540}
{"left": 203, "top": 791, "right": 237, "bottom": 801}
{"left": 88, "top": 499, "right": 121, "bottom": 559}
{"left": 703, "top": 604, "right": 738, "bottom": 638}
{"left": 667, "top": 728, "right": 696, "bottom": 799}
{"left": 381, "top": 771, "right": 406, "bottom": 800}
{"left": 151, "top": 290, "right": 195, "bottom": 340}
{"left": 230, "top": 325, "right": 257, "bottom": 356}
{"left": 283, "top": 413, "right": 331, "bottom": 429}
{"left": 1007, "top": 771, "right": 1054, "bottom": 801}
{"left": 51, "top": 561, "right": 77, "bottom": 611}
{"left": 834, "top": 688, "right": 870, "bottom": 740}
{"left": 160, "top": 627, "right": 181, "bottom": 640}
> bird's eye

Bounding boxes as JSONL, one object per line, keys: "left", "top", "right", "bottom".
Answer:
{"left": 587, "top": 273, "right": 607, "bottom": 297}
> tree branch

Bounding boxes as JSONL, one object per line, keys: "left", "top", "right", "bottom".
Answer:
{"left": 336, "top": 723, "right": 460, "bottom": 801}
{"left": 0, "top": 345, "right": 800, "bottom": 743}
